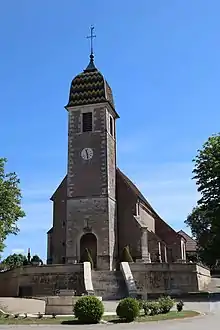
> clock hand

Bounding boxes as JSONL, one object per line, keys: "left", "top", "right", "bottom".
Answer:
{"left": 85, "top": 149, "right": 89, "bottom": 159}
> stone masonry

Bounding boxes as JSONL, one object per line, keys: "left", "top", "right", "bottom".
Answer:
{"left": 47, "top": 53, "right": 197, "bottom": 273}
{"left": 66, "top": 103, "right": 118, "bottom": 270}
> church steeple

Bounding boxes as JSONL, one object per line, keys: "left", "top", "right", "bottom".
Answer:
{"left": 65, "top": 26, "right": 118, "bottom": 116}
{"left": 64, "top": 26, "right": 119, "bottom": 270}
{"left": 85, "top": 54, "right": 96, "bottom": 72}
{"left": 85, "top": 26, "right": 97, "bottom": 72}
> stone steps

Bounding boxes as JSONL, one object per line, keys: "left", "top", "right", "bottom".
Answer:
{"left": 92, "top": 271, "right": 128, "bottom": 300}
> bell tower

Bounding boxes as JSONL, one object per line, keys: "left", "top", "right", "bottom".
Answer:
{"left": 65, "top": 27, "right": 119, "bottom": 270}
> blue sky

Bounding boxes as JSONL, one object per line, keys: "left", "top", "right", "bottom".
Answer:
{"left": 0, "top": 1, "right": 219, "bottom": 261}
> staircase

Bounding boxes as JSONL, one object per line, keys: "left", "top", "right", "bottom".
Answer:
{"left": 92, "top": 271, "right": 128, "bottom": 300}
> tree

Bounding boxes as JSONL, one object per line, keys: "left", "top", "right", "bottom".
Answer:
{"left": 185, "top": 133, "right": 220, "bottom": 267}
{"left": 1, "top": 253, "right": 28, "bottom": 270}
{"left": 0, "top": 158, "right": 25, "bottom": 251}
{"left": 31, "top": 254, "right": 43, "bottom": 265}
{"left": 80, "top": 248, "right": 94, "bottom": 269}
{"left": 121, "top": 246, "right": 133, "bottom": 262}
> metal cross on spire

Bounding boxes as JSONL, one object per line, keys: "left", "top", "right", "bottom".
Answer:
{"left": 87, "top": 25, "right": 96, "bottom": 58}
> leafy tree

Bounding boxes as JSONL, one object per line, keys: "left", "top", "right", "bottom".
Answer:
{"left": 121, "top": 246, "right": 133, "bottom": 262}
{"left": 0, "top": 158, "right": 25, "bottom": 251}
{"left": 193, "top": 134, "right": 220, "bottom": 207}
{"left": 185, "top": 133, "right": 220, "bottom": 267}
{"left": 31, "top": 254, "right": 43, "bottom": 265}
{"left": 1, "top": 253, "right": 28, "bottom": 270}
{"left": 80, "top": 248, "right": 94, "bottom": 269}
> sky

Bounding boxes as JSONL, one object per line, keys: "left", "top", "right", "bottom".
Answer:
{"left": 0, "top": 1, "right": 219, "bottom": 261}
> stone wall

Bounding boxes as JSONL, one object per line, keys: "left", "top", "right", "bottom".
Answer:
{"left": 66, "top": 197, "right": 112, "bottom": 270}
{"left": 139, "top": 205, "right": 155, "bottom": 232}
{"left": 0, "top": 262, "right": 211, "bottom": 299}
{"left": 66, "top": 104, "right": 118, "bottom": 270}
{"left": 116, "top": 171, "right": 142, "bottom": 260}
{"left": 130, "top": 262, "right": 211, "bottom": 296}
{"left": 196, "top": 264, "right": 211, "bottom": 290}
{"left": 0, "top": 264, "right": 84, "bottom": 297}
{"left": 52, "top": 190, "right": 67, "bottom": 264}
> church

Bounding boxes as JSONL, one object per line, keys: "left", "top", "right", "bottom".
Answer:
{"left": 47, "top": 38, "right": 187, "bottom": 271}
{"left": 0, "top": 31, "right": 211, "bottom": 300}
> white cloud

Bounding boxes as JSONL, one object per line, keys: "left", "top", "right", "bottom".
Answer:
{"left": 11, "top": 248, "right": 25, "bottom": 255}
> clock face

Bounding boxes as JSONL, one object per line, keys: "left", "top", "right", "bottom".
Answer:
{"left": 81, "top": 148, "right": 93, "bottom": 160}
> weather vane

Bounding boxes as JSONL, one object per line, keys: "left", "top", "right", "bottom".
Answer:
{"left": 87, "top": 25, "right": 96, "bottom": 57}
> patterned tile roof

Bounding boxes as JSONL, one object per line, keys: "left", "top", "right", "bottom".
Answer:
{"left": 66, "top": 56, "right": 115, "bottom": 109}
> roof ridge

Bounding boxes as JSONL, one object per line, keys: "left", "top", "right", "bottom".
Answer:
{"left": 117, "top": 168, "right": 180, "bottom": 238}
{"left": 50, "top": 175, "right": 67, "bottom": 201}
{"left": 178, "top": 230, "right": 195, "bottom": 241}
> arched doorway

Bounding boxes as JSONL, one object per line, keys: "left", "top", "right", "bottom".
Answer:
{"left": 80, "top": 233, "right": 97, "bottom": 268}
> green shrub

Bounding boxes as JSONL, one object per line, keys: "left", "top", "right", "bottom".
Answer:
{"left": 74, "top": 296, "right": 104, "bottom": 324}
{"left": 37, "top": 312, "right": 43, "bottom": 319}
{"left": 158, "top": 296, "right": 174, "bottom": 314}
{"left": 121, "top": 246, "right": 133, "bottom": 263}
{"left": 31, "top": 255, "right": 43, "bottom": 265}
{"left": 177, "top": 300, "right": 184, "bottom": 312}
{"left": 143, "top": 301, "right": 150, "bottom": 315}
{"left": 116, "top": 297, "right": 139, "bottom": 322}
{"left": 143, "top": 301, "right": 160, "bottom": 316}
{"left": 80, "top": 248, "right": 94, "bottom": 269}
{"left": 137, "top": 299, "right": 144, "bottom": 310}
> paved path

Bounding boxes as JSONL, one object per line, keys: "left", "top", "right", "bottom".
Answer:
{"left": 103, "top": 300, "right": 220, "bottom": 314}
{"left": 0, "top": 298, "right": 220, "bottom": 329}
{"left": 1, "top": 297, "right": 220, "bottom": 315}
{"left": 0, "top": 313, "right": 218, "bottom": 329}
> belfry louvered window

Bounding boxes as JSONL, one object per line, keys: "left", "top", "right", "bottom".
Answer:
{"left": 110, "top": 116, "right": 113, "bottom": 136}
{"left": 82, "top": 112, "right": 93, "bottom": 132}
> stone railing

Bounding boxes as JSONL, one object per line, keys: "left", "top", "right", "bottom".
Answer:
{"left": 83, "top": 262, "right": 94, "bottom": 295}
{"left": 120, "top": 262, "right": 137, "bottom": 298}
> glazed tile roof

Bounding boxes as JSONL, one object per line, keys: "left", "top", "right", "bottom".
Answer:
{"left": 66, "top": 56, "right": 115, "bottom": 109}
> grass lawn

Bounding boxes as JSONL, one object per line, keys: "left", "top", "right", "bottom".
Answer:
{"left": 0, "top": 310, "right": 200, "bottom": 325}
{"left": 104, "top": 310, "right": 200, "bottom": 323}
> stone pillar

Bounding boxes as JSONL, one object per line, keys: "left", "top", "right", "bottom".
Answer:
{"left": 164, "top": 245, "right": 168, "bottom": 263}
{"left": 141, "top": 228, "right": 151, "bottom": 263}
{"left": 47, "top": 232, "right": 52, "bottom": 264}
{"left": 180, "top": 239, "right": 186, "bottom": 261}
{"left": 158, "top": 241, "right": 162, "bottom": 263}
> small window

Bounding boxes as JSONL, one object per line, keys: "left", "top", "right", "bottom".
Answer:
{"left": 62, "top": 257, "right": 65, "bottom": 264}
{"left": 109, "top": 116, "right": 114, "bottom": 136}
{"left": 82, "top": 112, "right": 92, "bottom": 132}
